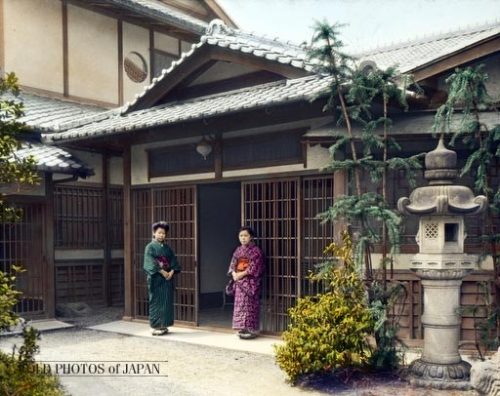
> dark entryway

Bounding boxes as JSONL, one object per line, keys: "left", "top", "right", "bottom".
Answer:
{"left": 197, "top": 182, "right": 241, "bottom": 328}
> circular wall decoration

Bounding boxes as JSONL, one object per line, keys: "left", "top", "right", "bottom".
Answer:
{"left": 124, "top": 51, "right": 148, "bottom": 83}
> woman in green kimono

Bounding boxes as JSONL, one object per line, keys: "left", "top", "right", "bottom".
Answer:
{"left": 143, "top": 221, "right": 180, "bottom": 335}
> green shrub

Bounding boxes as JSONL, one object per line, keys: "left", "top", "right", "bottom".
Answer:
{"left": 0, "top": 327, "right": 65, "bottom": 396}
{"left": 0, "top": 268, "right": 65, "bottom": 396}
{"left": 274, "top": 233, "right": 374, "bottom": 383}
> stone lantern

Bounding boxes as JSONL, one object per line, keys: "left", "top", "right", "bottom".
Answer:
{"left": 398, "top": 137, "right": 488, "bottom": 389}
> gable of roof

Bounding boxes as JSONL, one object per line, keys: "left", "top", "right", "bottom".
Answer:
{"left": 356, "top": 21, "right": 500, "bottom": 79}
{"left": 122, "top": 19, "right": 313, "bottom": 113}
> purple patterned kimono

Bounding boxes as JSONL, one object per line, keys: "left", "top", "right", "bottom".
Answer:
{"left": 227, "top": 243, "right": 265, "bottom": 331}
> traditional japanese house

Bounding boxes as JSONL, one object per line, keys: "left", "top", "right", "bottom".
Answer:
{"left": 1, "top": 0, "right": 499, "bottom": 342}
{"left": 43, "top": 20, "right": 500, "bottom": 339}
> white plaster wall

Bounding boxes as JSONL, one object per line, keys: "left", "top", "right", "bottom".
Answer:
{"left": 4, "top": 0, "right": 63, "bottom": 92}
{"left": 109, "top": 156, "right": 123, "bottom": 186}
{"left": 122, "top": 22, "right": 150, "bottom": 104}
{"left": 154, "top": 32, "right": 179, "bottom": 55}
{"left": 306, "top": 144, "right": 330, "bottom": 170}
{"left": 67, "top": 4, "right": 118, "bottom": 104}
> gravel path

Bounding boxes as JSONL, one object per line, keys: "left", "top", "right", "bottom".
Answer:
{"left": 0, "top": 307, "right": 480, "bottom": 395}
{"left": 1, "top": 327, "right": 322, "bottom": 396}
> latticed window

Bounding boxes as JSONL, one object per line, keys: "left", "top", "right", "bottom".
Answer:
{"left": 54, "top": 186, "right": 103, "bottom": 248}
{"left": 54, "top": 186, "right": 123, "bottom": 249}
{"left": 424, "top": 223, "right": 439, "bottom": 239}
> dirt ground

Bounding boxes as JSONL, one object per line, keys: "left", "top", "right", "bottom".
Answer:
{"left": 0, "top": 307, "right": 482, "bottom": 395}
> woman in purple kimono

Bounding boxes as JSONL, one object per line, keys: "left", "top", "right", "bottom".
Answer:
{"left": 227, "top": 226, "right": 265, "bottom": 339}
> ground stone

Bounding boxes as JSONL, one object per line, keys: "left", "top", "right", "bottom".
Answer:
{"left": 470, "top": 348, "right": 500, "bottom": 395}
{"left": 55, "top": 302, "right": 93, "bottom": 317}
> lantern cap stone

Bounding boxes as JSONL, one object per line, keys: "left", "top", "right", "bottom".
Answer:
{"left": 397, "top": 137, "right": 488, "bottom": 216}
{"left": 424, "top": 137, "right": 458, "bottom": 184}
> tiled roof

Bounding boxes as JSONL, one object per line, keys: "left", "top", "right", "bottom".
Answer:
{"left": 100, "top": 0, "right": 207, "bottom": 34}
{"left": 122, "top": 19, "right": 312, "bottom": 113}
{"left": 305, "top": 111, "right": 500, "bottom": 137}
{"left": 356, "top": 21, "right": 500, "bottom": 73}
{"left": 12, "top": 141, "right": 94, "bottom": 177}
{"left": 2, "top": 92, "right": 109, "bottom": 132}
{"left": 44, "top": 75, "right": 331, "bottom": 143}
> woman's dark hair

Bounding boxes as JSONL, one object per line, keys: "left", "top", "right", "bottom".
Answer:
{"left": 152, "top": 221, "right": 170, "bottom": 232}
{"left": 239, "top": 226, "right": 255, "bottom": 237}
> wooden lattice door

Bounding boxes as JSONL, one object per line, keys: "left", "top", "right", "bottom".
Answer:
{"left": 242, "top": 179, "right": 299, "bottom": 333}
{"left": 0, "top": 203, "right": 47, "bottom": 317}
{"left": 132, "top": 186, "right": 198, "bottom": 324}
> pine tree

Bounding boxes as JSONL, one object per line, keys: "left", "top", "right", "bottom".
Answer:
{"left": 307, "top": 20, "right": 423, "bottom": 369}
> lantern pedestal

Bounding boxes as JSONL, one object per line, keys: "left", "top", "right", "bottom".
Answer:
{"left": 408, "top": 268, "right": 473, "bottom": 390}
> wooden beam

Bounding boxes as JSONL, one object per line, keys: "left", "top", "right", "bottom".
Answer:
{"left": 117, "top": 20, "right": 123, "bottom": 106}
{"left": 44, "top": 174, "right": 56, "bottom": 318}
{"left": 149, "top": 28, "right": 154, "bottom": 84}
{"left": 413, "top": 36, "right": 500, "bottom": 82}
{"left": 0, "top": 0, "right": 5, "bottom": 73}
{"left": 122, "top": 145, "right": 133, "bottom": 319}
{"left": 102, "top": 153, "right": 111, "bottom": 306}
{"left": 214, "top": 133, "right": 222, "bottom": 179}
{"left": 62, "top": 0, "right": 69, "bottom": 96}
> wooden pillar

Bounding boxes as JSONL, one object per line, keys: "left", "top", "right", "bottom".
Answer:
{"left": 123, "top": 146, "right": 133, "bottom": 319}
{"left": 117, "top": 20, "right": 123, "bottom": 106}
{"left": 44, "top": 173, "right": 56, "bottom": 318}
{"left": 214, "top": 134, "right": 222, "bottom": 180}
{"left": 333, "top": 161, "right": 347, "bottom": 241}
{"left": 102, "top": 152, "right": 111, "bottom": 306}
{"left": 62, "top": 0, "right": 69, "bottom": 97}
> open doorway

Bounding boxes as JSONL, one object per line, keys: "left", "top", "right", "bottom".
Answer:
{"left": 197, "top": 182, "right": 241, "bottom": 328}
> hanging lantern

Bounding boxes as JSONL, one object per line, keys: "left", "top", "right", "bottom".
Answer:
{"left": 196, "top": 137, "right": 212, "bottom": 160}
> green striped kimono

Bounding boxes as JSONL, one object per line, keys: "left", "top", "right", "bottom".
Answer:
{"left": 143, "top": 240, "right": 180, "bottom": 329}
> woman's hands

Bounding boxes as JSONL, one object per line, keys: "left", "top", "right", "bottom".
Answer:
{"left": 161, "top": 269, "right": 174, "bottom": 280}
{"left": 232, "top": 270, "right": 248, "bottom": 281}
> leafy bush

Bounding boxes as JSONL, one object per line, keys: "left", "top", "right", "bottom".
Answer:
{"left": 0, "top": 267, "right": 65, "bottom": 396}
{"left": 274, "top": 232, "right": 374, "bottom": 383}
{"left": 0, "top": 327, "right": 64, "bottom": 396}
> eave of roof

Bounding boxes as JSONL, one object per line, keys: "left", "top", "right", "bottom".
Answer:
{"left": 83, "top": 0, "right": 209, "bottom": 35}
{"left": 12, "top": 141, "right": 94, "bottom": 177}
{"left": 305, "top": 110, "right": 500, "bottom": 138}
{"left": 43, "top": 75, "right": 332, "bottom": 144}
{"left": 1, "top": 92, "right": 109, "bottom": 132}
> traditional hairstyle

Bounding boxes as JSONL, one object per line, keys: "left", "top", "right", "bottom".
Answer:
{"left": 152, "top": 221, "right": 170, "bottom": 232}
{"left": 239, "top": 226, "right": 256, "bottom": 237}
